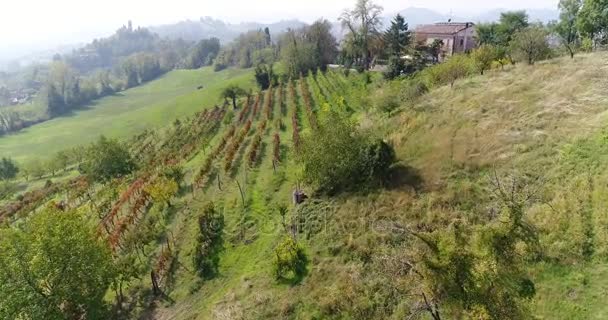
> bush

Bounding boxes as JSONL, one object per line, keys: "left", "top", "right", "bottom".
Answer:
{"left": 82, "top": 136, "right": 136, "bottom": 182}
{"left": 373, "top": 83, "right": 400, "bottom": 113}
{"left": 299, "top": 111, "right": 396, "bottom": 194}
{"left": 272, "top": 236, "right": 307, "bottom": 280}
{"left": 399, "top": 78, "right": 428, "bottom": 105}
{"left": 192, "top": 202, "right": 224, "bottom": 279}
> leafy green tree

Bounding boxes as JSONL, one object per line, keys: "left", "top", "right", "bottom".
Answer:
{"left": 299, "top": 111, "right": 395, "bottom": 194}
{"left": 193, "top": 202, "right": 224, "bottom": 279}
{"left": 0, "top": 157, "right": 19, "bottom": 181}
{"left": 186, "top": 37, "right": 221, "bottom": 69}
{"left": 83, "top": 136, "right": 136, "bottom": 182}
{"left": 497, "top": 11, "right": 530, "bottom": 44}
{"left": 23, "top": 159, "right": 46, "bottom": 180}
{"left": 221, "top": 84, "right": 247, "bottom": 109}
{"left": 438, "top": 54, "right": 473, "bottom": 88}
{"left": 555, "top": 0, "right": 583, "bottom": 58}
{"left": 509, "top": 26, "right": 550, "bottom": 65}
{"left": 46, "top": 157, "right": 64, "bottom": 177}
{"left": 0, "top": 207, "right": 116, "bottom": 319}
{"left": 577, "top": 0, "right": 608, "bottom": 45}
{"left": 476, "top": 22, "right": 501, "bottom": 46}
{"left": 307, "top": 19, "right": 339, "bottom": 71}
{"left": 254, "top": 63, "right": 276, "bottom": 90}
{"left": 471, "top": 45, "right": 498, "bottom": 75}
{"left": 429, "top": 39, "right": 444, "bottom": 63}
{"left": 272, "top": 236, "right": 308, "bottom": 281}
{"left": 340, "top": 0, "right": 384, "bottom": 70}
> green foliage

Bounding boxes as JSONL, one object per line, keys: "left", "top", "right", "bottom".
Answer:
{"left": 221, "top": 84, "right": 246, "bottom": 109}
{"left": 555, "top": 0, "right": 583, "bottom": 58}
{"left": 0, "top": 157, "right": 19, "bottom": 181}
{"left": 472, "top": 45, "right": 498, "bottom": 75}
{"left": 421, "top": 54, "right": 473, "bottom": 88}
{"left": 510, "top": 26, "right": 551, "bottom": 65}
{"left": 83, "top": 136, "right": 136, "bottom": 182}
{"left": 193, "top": 202, "right": 224, "bottom": 279}
{"left": 383, "top": 14, "right": 411, "bottom": 79}
{"left": 145, "top": 176, "right": 179, "bottom": 207}
{"left": 185, "top": 38, "right": 221, "bottom": 69}
{"left": 254, "top": 63, "right": 277, "bottom": 90}
{"left": 299, "top": 111, "right": 395, "bottom": 194}
{"left": 272, "top": 236, "right": 308, "bottom": 280}
{"left": 0, "top": 207, "right": 116, "bottom": 319}
{"left": 280, "top": 21, "right": 337, "bottom": 78}
{"left": 339, "top": 0, "right": 384, "bottom": 70}
{"left": 577, "top": 0, "right": 608, "bottom": 44}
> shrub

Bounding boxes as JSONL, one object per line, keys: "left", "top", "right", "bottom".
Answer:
{"left": 399, "top": 79, "right": 428, "bottom": 105}
{"left": 193, "top": 202, "right": 224, "bottom": 279}
{"left": 299, "top": 111, "right": 396, "bottom": 194}
{"left": 83, "top": 136, "right": 136, "bottom": 182}
{"left": 272, "top": 236, "right": 307, "bottom": 280}
{"left": 373, "top": 83, "right": 400, "bottom": 114}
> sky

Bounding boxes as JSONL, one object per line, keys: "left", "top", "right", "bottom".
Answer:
{"left": 0, "top": 0, "right": 558, "bottom": 53}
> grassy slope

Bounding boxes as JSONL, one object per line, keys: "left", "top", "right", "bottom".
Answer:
{"left": 156, "top": 53, "right": 608, "bottom": 319}
{"left": 0, "top": 67, "right": 255, "bottom": 162}
{"left": 389, "top": 52, "right": 608, "bottom": 319}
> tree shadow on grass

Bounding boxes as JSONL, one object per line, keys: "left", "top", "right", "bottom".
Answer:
{"left": 385, "top": 163, "right": 424, "bottom": 192}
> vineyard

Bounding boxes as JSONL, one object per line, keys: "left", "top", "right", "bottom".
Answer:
{"left": 0, "top": 69, "right": 362, "bottom": 318}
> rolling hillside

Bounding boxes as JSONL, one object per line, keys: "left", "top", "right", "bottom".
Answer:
{"left": 0, "top": 67, "right": 255, "bottom": 162}
{"left": 2, "top": 52, "right": 608, "bottom": 320}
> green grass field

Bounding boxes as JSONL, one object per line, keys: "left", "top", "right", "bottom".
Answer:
{"left": 0, "top": 67, "right": 255, "bottom": 162}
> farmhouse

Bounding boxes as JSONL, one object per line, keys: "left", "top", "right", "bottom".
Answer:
{"left": 415, "top": 22, "right": 477, "bottom": 61}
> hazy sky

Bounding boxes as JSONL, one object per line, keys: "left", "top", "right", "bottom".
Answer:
{"left": 1, "top": 0, "right": 558, "bottom": 50}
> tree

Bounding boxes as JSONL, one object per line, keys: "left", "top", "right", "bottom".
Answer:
{"left": 340, "top": 0, "right": 384, "bottom": 70}
{"left": 221, "top": 84, "right": 246, "bottom": 110}
{"left": 577, "top": 0, "right": 608, "bottom": 45}
{"left": 23, "top": 159, "right": 46, "bottom": 180}
{"left": 407, "top": 174, "right": 539, "bottom": 319}
{"left": 471, "top": 45, "right": 498, "bottom": 75}
{"left": 272, "top": 236, "right": 308, "bottom": 281}
{"left": 254, "top": 64, "right": 276, "bottom": 90}
{"left": 0, "top": 157, "right": 19, "bottom": 181}
{"left": 308, "top": 19, "right": 339, "bottom": 70}
{"left": 0, "top": 207, "right": 116, "bottom": 319}
{"left": 83, "top": 136, "right": 136, "bottom": 182}
{"left": 299, "top": 111, "right": 395, "bottom": 194}
{"left": 384, "top": 14, "right": 411, "bottom": 56}
{"left": 497, "top": 11, "right": 530, "bottom": 44}
{"left": 383, "top": 14, "right": 411, "bottom": 79}
{"left": 145, "top": 176, "right": 179, "bottom": 207}
{"left": 429, "top": 39, "right": 444, "bottom": 63}
{"left": 193, "top": 202, "right": 224, "bottom": 279}
{"left": 438, "top": 54, "right": 473, "bottom": 88}
{"left": 555, "top": 0, "right": 583, "bottom": 58}
{"left": 46, "top": 157, "right": 64, "bottom": 177}
{"left": 186, "top": 38, "right": 221, "bottom": 69}
{"left": 476, "top": 22, "right": 501, "bottom": 46}
{"left": 510, "top": 26, "right": 550, "bottom": 65}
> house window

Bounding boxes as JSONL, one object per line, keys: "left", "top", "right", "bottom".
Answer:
{"left": 460, "top": 39, "right": 464, "bottom": 46}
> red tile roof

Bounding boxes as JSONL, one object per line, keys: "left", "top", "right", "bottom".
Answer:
{"left": 415, "top": 22, "right": 474, "bottom": 35}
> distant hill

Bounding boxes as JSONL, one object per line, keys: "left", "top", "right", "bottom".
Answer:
{"left": 383, "top": 7, "right": 558, "bottom": 28}
{"left": 473, "top": 8, "right": 559, "bottom": 23}
{"left": 149, "top": 17, "right": 307, "bottom": 44}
